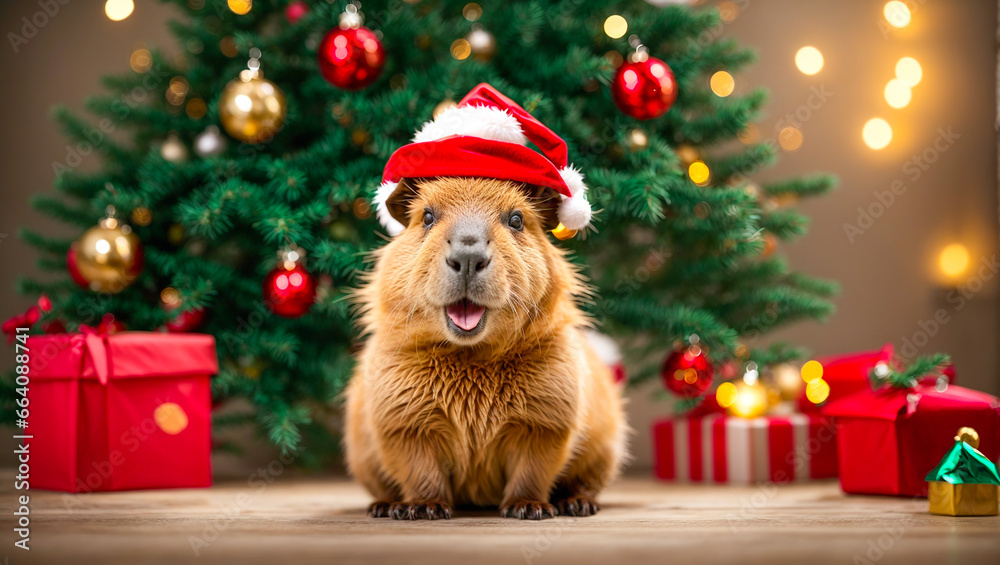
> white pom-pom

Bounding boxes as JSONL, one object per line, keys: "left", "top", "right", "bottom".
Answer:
{"left": 413, "top": 105, "right": 528, "bottom": 145}
{"left": 373, "top": 181, "right": 405, "bottom": 236}
{"left": 559, "top": 166, "right": 587, "bottom": 197}
{"left": 558, "top": 193, "right": 592, "bottom": 230}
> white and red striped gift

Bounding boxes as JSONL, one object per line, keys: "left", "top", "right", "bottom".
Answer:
{"left": 652, "top": 414, "right": 838, "bottom": 483}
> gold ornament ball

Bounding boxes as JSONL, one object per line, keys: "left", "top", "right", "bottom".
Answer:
{"left": 219, "top": 75, "right": 287, "bottom": 144}
{"left": 74, "top": 218, "right": 143, "bottom": 293}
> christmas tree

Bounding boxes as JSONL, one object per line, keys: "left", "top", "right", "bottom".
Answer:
{"left": 6, "top": 0, "right": 835, "bottom": 457}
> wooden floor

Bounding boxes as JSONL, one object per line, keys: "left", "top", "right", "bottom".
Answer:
{"left": 2, "top": 475, "right": 998, "bottom": 564}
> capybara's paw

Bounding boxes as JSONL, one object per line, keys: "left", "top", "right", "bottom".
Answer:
{"left": 368, "top": 501, "right": 395, "bottom": 518}
{"left": 553, "top": 496, "right": 600, "bottom": 517}
{"left": 389, "top": 500, "right": 452, "bottom": 520}
{"left": 500, "top": 500, "right": 558, "bottom": 520}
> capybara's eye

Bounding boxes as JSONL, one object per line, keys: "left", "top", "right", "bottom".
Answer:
{"left": 422, "top": 208, "right": 435, "bottom": 227}
{"left": 507, "top": 211, "right": 523, "bottom": 231}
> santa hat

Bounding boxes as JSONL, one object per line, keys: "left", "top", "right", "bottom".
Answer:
{"left": 373, "top": 83, "right": 592, "bottom": 236}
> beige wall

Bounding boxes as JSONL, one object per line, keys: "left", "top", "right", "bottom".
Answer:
{"left": 0, "top": 1, "right": 996, "bottom": 473}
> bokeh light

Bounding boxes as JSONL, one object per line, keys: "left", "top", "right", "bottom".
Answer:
{"left": 688, "top": 160, "right": 710, "bottom": 185}
{"left": 862, "top": 118, "right": 892, "bottom": 150}
{"left": 800, "top": 360, "right": 823, "bottom": 383}
{"left": 228, "top": 0, "right": 252, "bottom": 15}
{"left": 105, "top": 0, "right": 134, "bottom": 21}
{"left": 895, "top": 57, "right": 922, "bottom": 87}
{"left": 710, "top": 71, "right": 735, "bottom": 97}
{"left": 450, "top": 39, "right": 472, "bottom": 60}
{"left": 731, "top": 382, "right": 768, "bottom": 419}
{"left": 604, "top": 15, "right": 628, "bottom": 39}
{"left": 883, "top": 1, "right": 911, "bottom": 28}
{"left": 795, "top": 46, "right": 824, "bottom": 75}
{"left": 129, "top": 48, "right": 151, "bottom": 73}
{"left": 716, "top": 382, "right": 738, "bottom": 408}
{"left": 778, "top": 126, "right": 803, "bottom": 151}
{"left": 806, "top": 378, "right": 831, "bottom": 404}
{"left": 939, "top": 244, "right": 970, "bottom": 278}
{"left": 884, "top": 78, "right": 912, "bottom": 108}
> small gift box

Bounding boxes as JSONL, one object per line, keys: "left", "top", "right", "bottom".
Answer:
{"left": 823, "top": 382, "right": 1000, "bottom": 497}
{"left": 926, "top": 428, "right": 1000, "bottom": 516}
{"left": 652, "top": 413, "right": 839, "bottom": 484}
{"left": 27, "top": 329, "right": 218, "bottom": 492}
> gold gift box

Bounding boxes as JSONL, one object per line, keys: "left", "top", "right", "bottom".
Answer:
{"left": 928, "top": 481, "right": 999, "bottom": 517}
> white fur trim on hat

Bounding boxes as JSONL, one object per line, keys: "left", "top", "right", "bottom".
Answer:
{"left": 413, "top": 105, "right": 528, "bottom": 146}
{"left": 556, "top": 166, "right": 592, "bottom": 230}
{"left": 373, "top": 181, "right": 405, "bottom": 236}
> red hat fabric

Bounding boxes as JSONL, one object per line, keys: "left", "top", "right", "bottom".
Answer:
{"left": 374, "top": 83, "right": 592, "bottom": 236}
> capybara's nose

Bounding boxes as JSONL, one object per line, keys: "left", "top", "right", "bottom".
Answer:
{"left": 446, "top": 218, "right": 491, "bottom": 280}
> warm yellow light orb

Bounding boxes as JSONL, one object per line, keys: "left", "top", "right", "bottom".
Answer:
{"left": 895, "top": 57, "right": 922, "bottom": 87}
{"left": 105, "top": 0, "right": 134, "bottom": 21}
{"left": 800, "top": 360, "right": 823, "bottom": 383}
{"left": 795, "top": 46, "right": 824, "bottom": 75}
{"left": 778, "top": 126, "right": 803, "bottom": 151}
{"left": 884, "top": 79, "right": 912, "bottom": 109}
{"left": 862, "top": 118, "right": 892, "bottom": 150}
{"left": 883, "top": 1, "right": 911, "bottom": 28}
{"left": 688, "top": 161, "right": 710, "bottom": 186}
{"left": 730, "top": 382, "right": 768, "bottom": 419}
{"left": 604, "top": 15, "right": 628, "bottom": 39}
{"left": 805, "top": 378, "right": 831, "bottom": 404}
{"left": 716, "top": 382, "right": 738, "bottom": 408}
{"left": 228, "top": 0, "right": 252, "bottom": 15}
{"left": 710, "top": 71, "right": 735, "bottom": 97}
{"left": 939, "top": 244, "right": 970, "bottom": 278}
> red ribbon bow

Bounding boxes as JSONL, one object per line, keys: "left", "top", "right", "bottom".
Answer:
{"left": 79, "top": 324, "right": 112, "bottom": 385}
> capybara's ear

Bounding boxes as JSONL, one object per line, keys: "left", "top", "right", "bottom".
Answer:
{"left": 385, "top": 179, "right": 419, "bottom": 228}
{"left": 526, "top": 186, "right": 562, "bottom": 230}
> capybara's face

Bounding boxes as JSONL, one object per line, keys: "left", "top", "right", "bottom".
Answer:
{"left": 376, "top": 177, "right": 560, "bottom": 346}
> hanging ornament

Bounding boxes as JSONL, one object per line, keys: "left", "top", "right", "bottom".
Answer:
{"left": 466, "top": 24, "right": 495, "bottom": 62}
{"left": 219, "top": 49, "right": 287, "bottom": 144}
{"left": 612, "top": 38, "right": 678, "bottom": 120}
{"left": 160, "top": 287, "right": 207, "bottom": 332}
{"left": 262, "top": 247, "right": 316, "bottom": 318}
{"left": 317, "top": 4, "right": 385, "bottom": 90}
{"left": 66, "top": 246, "right": 91, "bottom": 289}
{"left": 71, "top": 207, "right": 143, "bottom": 293}
{"left": 194, "top": 125, "right": 228, "bottom": 157}
{"left": 97, "top": 313, "right": 126, "bottom": 334}
{"left": 773, "top": 362, "right": 804, "bottom": 401}
{"left": 284, "top": 0, "right": 309, "bottom": 24}
{"left": 160, "top": 132, "right": 188, "bottom": 162}
{"left": 661, "top": 335, "right": 714, "bottom": 398}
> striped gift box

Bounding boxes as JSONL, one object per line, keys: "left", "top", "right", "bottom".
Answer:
{"left": 652, "top": 414, "right": 839, "bottom": 483}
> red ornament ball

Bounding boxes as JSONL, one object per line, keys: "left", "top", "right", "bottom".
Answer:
{"left": 66, "top": 246, "right": 90, "bottom": 289}
{"left": 661, "top": 345, "right": 714, "bottom": 397}
{"left": 165, "top": 307, "right": 206, "bottom": 333}
{"left": 612, "top": 56, "right": 678, "bottom": 120}
{"left": 263, "top": 263, "right": 316, "bottom": 318}
{"left": 97, "top": 313, "right": 126, "bottom": 334}
{"left": 317, "top": 27, "right": 385, "bottom": 90}
{"left": 284, "top": 1, "right": 308, "bottom": 24}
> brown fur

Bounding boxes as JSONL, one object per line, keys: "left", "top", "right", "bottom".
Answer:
{"left": 345, "top": 177, "right": 627, "bottom": 520}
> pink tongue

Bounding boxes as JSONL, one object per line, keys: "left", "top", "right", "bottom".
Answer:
{"left": 446, "top": 300, "right": 485, "bottom": 331}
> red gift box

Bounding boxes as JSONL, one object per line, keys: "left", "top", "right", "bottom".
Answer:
{"left": 26, "top": 330, "right": 218, "bottom": 492}
{"left": 823, "top": 383, "right": 1000, "bottom": 497}
{"left": 652, "top": 413, "right": 838, "bottom": 483}
{"left": 798, "top": 344, "right": 894, "bottom": 413}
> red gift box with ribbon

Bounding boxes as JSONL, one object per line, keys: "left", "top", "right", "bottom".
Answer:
{"left": 823, "top": 383, "right": 1000, "bottom": 497}
{"left": 26, "top": 329, "right": 218, "bottom": 492}
{"left": 652, "top": 413, "right": 839, "bottom": 484}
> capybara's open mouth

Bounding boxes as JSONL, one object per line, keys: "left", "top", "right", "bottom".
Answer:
{"left": 445, "top": 298, "right": 487, "bottom": 336}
